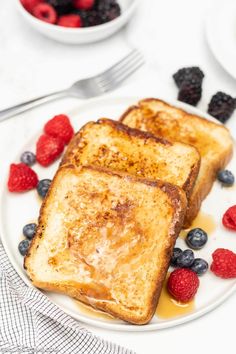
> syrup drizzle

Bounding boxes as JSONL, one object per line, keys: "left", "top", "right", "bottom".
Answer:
{"left": 74, "top": 300, "right": 116, "bottom": 321}
{"left": 180, "top": 211, "right": 216, "bottom": 239}
{"left": 74, "top": 275, "right": 195, "bottom": 322}
{"left": 156, "top": 276, "right": 194, "bottom": 319}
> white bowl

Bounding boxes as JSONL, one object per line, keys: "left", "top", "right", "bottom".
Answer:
{"left": 16, "top": 0, "right": 138, "bottom": 44}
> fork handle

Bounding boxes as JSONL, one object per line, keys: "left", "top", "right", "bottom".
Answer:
{"left": 0, "top": 90, "right": 69, "bottom": 123}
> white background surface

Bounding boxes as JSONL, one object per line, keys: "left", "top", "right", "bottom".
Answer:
{"left": 0, "top": 0, "right": 236, "bottom": 353}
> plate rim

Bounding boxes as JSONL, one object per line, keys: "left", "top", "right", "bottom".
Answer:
{"left": 1, "top": 94, "right": 236, "bottom": 332}
{"left": 205, "top": 0, "right": 236, "bottom": 79}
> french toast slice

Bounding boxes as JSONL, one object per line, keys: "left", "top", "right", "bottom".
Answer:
{"left": 24, "top": 165, "right": 187, "bottom": 325}
{"left": 62, "top": 119, "right": 200, "bottom": 199}
{"left": 120, "top": 98, "right": 234, "bottom": 227}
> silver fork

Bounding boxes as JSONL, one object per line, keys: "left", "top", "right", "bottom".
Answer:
{"left": 0, "top": 49, "right": 144, "bottom": 123}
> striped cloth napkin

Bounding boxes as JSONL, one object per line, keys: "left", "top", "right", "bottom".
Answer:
{"left": 0, "top": 242, "right": 134, "bottom": 354}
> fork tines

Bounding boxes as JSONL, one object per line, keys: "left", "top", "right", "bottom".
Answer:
{"left": 95, "top": 49, "right": 145, "bottom": 92}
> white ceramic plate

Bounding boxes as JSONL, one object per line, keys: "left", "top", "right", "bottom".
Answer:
{"left": 206, "top": 0, "right": 236, "bottom": 79}
{"left": 1, "top": 96, "right": 236, "bottom": 332}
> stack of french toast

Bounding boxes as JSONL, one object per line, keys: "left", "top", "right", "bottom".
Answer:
{"left": 24, "top": 98, "right": 233, "bottom": 325}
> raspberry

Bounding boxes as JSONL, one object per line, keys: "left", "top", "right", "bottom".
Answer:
{"left": 178, "top": 79, "right": 202, "bottom": 106}
{"left": 167, "top": 268, "right": 199, "bottom": 302}
{"left": 73, "top": 0, "right": 95, "bottom": 10}
{"left": 207, "top": 92, "right": 236, "bottom": 123}
{"left": 44, "top": 114, "right": 74, "bottom": 144}
{"left": 57, "top": 14, "right": 82, "bottom": 27}
{"left": 210, "top": 248, "right": 236, "bottom": 278}
{"left": 36, "top": 134, "right": 64, "bottom": 167}
{"left": 8, "top": 163, "right": 38, "bottom": 193}
{"left": 33, "top": 3, "right": 57, "bottom": 24}
{"left": 20, "top": 0, "right": 44, "bottom": 13}
{"left": 222, "top": 205, "right": 236, "bottom": 231}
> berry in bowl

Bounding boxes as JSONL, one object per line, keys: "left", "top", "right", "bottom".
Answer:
{"left": 17, "top": 0, "right": 138, "bottom": 43}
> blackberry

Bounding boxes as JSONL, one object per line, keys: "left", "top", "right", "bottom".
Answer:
{"left": 76, "top": 10, "right": 103, "bottom": 27}
{"left": 173, "top": 67, "right": 204, "bottom": 88}
{"left": 46, "top": 0, "right": 73, "bottom": 15}
{"left": 95, "top": 0, "right": 121, "bottom": 24}
{"left": 95, "top": 0, "right": 117, "bottom": 10}
{"left": 207, "top": 91, "right": 236, "bottom": 123}
{"left": 178, "top": 79, "right": 202, "bottom": 106}
{"left": 75, "top": 1, "right": 120, "bottom": 27}
{"left": 107, "top": 3, "right": 120, "bottom": 21}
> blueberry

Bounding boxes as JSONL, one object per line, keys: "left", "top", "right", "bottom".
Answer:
{"left": 186, "top": 228, "right": 208, "bottom": 250}
{"left": 191, "top": 258, "right": 208, "bottom": 275}
{"left": 23, "top": 223, "right": 37, "bottom": 240}
{"left": 217, "top": 170, "right": 235, "bottom": 186}
{"left": 37, "top": 179, "right": 52, "bottom": 198}
{"left": 20, "top": 151, "right": 36, "bottom": 166}
{"left": 176, "top": 249, "right": 195, "bottom": 267}
{"left": 18, "top": 239, "right": 30, "bottom": 256}
{"left": 170, "top": 247, "right": 183, "bottom": 267}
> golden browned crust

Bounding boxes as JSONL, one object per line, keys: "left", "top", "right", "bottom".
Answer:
{"left": 182, "top": 159, "right": 201, "bottom": 199}
{"left": 86, "top": 165, "right": 188, "bottom": 210}
{"left": 24, "top": 164, "right": 77, "bottom": 271}
{"left": 120, "top": 97, "right": 234, "bottom": 227}
{"left": 98, "top": 118, "right": 171, "bottom": 145}
{"left": 25, "top": 165, "right": 187, "bottom": 325}
{"left": 183, "top": 146, "right": 233, "bottom": 227}
{"left": 140, "top": 98, "right": 231, "bottom": 128}
{"left": 143, "top": 179, "right": 187, "bottom": 324}
{"left": 120, "top": 105, "right": 141, "bottom": 123}
{"left": 61, "top": 118, "right": 200, "bottom": 200}
{"left": 61, "top": 118, "right": 172, "bottom": 166}
{"left": 120, "top": 97, "right": 234, "bottom": 136}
